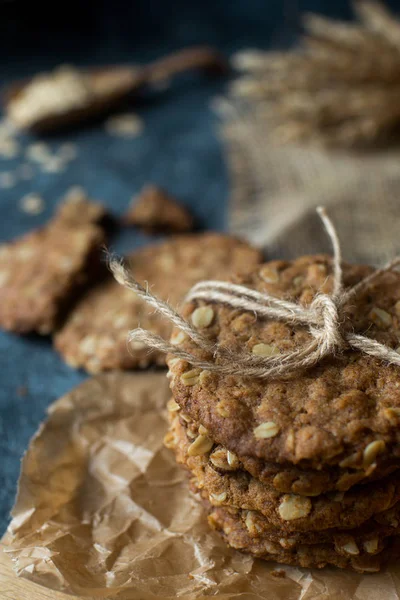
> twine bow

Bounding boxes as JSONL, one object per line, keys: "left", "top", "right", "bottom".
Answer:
{"left": 110, "top": 207, "right": 400, "bottom": 379}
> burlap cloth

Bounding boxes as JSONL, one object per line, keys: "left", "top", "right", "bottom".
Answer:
{"left": 220, "top": 100, "right": 400, "bottom": 266}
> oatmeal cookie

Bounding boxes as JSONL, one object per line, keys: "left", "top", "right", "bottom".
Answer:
{"left": 202, "top": 499, "right": 400, "bottom": 550}
{"left": 205, "top": 501, "right": 400, "bottom": 572}
{"left": 55, "top": 233, "right": 262, "bottom": 372}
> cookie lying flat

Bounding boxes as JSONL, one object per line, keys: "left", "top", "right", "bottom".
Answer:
{"left": 203, "top": 500, "right": 400, "bottom": 550}
{"left": 54, "top": 234, "right": 262, "bottom": 372}
{"left": 169, "top": 255, "right": 400, "bottom": 477}
{"left": 205, "top": 501, "right": 400, "bottom": 572}
{"left": 166, "top": 411, "right": 400, "bottom": 533}
{"left": 123, "top": 185, "right": 194, "bottom": 233}
{"left": 0, "top": 199, "right": 107, "bottom": 334}
{"left": 239, "top": 449, "right": 398, "bottom": 497}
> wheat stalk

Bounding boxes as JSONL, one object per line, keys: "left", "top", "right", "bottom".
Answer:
{"left": 230, "top": 1, "right": 400, "bottom": 147}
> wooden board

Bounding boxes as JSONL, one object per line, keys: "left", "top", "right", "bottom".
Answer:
{"left": 0, "top": 543, "right": 85, "bottom": 600}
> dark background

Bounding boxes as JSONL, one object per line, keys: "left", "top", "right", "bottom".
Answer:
{"left": 0, "top": 0, "right": 399, "bottom": 536}
{"left": 0, "top": 0, "right": 375, "bottom": 78}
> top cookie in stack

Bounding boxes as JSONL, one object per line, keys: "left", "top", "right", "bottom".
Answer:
{"left": 166, "top": 254, "right": 400, "bottom": 572}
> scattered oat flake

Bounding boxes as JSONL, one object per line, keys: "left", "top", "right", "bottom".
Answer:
{"left": 26, "top": 142, "right": 77, "bottom": 174}
{"left": 42, "top": 156, "right": 65, "bottom": 174}
{"left": 26, "top": 142, "right": 51, "bottom": 163}
{"left": 105, "top": 113, "right": 144, "bottom": 137}
{"left": 0, "top": 172, "right": 16, "bottom": 188}
{"left": 19, "top": 193, "right": 45, "bottom": 215}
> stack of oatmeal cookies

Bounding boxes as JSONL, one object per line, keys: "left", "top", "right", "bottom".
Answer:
{"left": 166, "top": 255, "right": 400, "bottom": 572}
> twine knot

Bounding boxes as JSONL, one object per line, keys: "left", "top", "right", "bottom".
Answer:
{"left": 110, "top": 207, "right": 400, "bottom": 380}
{"left": 308, "top": 293, "right": 346, "bottom": 356}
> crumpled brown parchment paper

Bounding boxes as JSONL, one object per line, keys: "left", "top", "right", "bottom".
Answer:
{"left": 4, "top": 372, "right": 400, "bottom": 599}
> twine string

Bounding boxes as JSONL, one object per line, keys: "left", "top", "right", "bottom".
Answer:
{"left": 111, "top": 260, "right": 215, "bottom": 354}
{"left": 110, "top": 207, "right": 400, "bottom": 379}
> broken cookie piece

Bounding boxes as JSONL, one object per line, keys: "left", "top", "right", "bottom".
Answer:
{"left": 54, "top": 233, "right": 262, "bottom": 372}
{"left": 0, "top": 194, "right": 108, "bottom": 334}
{"left": 123, "top": 185, "right": 194, "bottom": 233}
{"left": 54, "top": 186, "right": 110, "bottom": 227}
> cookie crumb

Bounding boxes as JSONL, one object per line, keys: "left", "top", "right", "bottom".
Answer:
{"left": 16, "top": 385, "right": 28, "bottom": 397}
{"left": 123, "top": 184, "right": 194, "bottom": 233}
